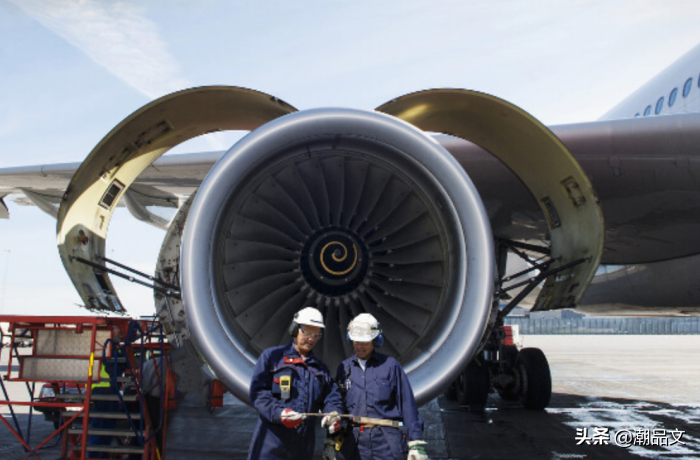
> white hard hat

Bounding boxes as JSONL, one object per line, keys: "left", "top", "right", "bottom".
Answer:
{"left": 347, "top": 313, "right": 381, "bottom": 342}
{"left": 294, "top": 307, "right": 325, "bottom": 329}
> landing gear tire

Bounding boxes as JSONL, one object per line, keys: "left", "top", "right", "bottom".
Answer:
{"left": 456, "top": 359, "right": 490, "bottom": 412}
{"left": 516, "top": 347, "right": 551, "bottom": 410}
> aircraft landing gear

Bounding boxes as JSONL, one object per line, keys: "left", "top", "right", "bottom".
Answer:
{"left": 445, "top": 326, "right": 552, "bottom": 411}
{"left": 444, "top": 239, "right": 563, "bottom": 411}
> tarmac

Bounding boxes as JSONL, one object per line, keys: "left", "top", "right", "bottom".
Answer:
{"left": 1, "top": 335, "right": 699, "bottom": 459}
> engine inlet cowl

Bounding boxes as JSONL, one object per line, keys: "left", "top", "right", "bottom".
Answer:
{"left": 181, "top": 107, "right": 494, "bottom": 405}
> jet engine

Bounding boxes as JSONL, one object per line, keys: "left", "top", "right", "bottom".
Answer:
{"left": 180, "top": 108, "right": 495, "bottom": 405}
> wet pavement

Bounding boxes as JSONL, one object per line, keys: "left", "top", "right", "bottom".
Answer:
{"left": 1, "top": 335, "right": 699, "bottom": 459}
{"left": 437, "top": 393, "right": 700, "bottom": 459}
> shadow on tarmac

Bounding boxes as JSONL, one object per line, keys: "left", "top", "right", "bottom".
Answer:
{"left": 1, "top": 391, "right": 698, "bottom": 459}
{"left": 162, "top": 390, "right": 700, "bottom": 460}
{"left": 0, "top": 412, "right": 63, "bottom": 460}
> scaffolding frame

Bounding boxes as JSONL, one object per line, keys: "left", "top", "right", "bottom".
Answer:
{"left": 0, "top": 315, "right": 172, "bottom": 460}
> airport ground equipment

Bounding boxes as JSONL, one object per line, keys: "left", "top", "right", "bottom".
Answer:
{"left": 0, "top": 316, "right": 174, "bottom": 459}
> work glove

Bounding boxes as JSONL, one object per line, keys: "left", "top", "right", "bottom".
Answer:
{"left": 280, "top": 408, "right": 305, "bottom": 428}
{"left": 321, "top": 411, "right": 342, "bottom": 434}
{"left": 407, "top": 440, "right": 428, "bottom": 460}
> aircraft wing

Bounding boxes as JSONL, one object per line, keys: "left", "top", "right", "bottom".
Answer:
{"left": 0, "top": 152, "right": 224, "bottom": 220}
{"left": 3, "top": 114, "right": 700, "bottom": 265}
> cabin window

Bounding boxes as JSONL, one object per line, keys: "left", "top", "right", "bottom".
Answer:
{"left": 655, "top": 97, "right": 664, "bottom": 115}
{"left": 683, "top": 77, "right": 693, "bottom": 97}
{"left": 644, "top": 105, "right": 652, "bottom": 116}
{"left": 669, "top": 88, "right": 678, "bottom": 107}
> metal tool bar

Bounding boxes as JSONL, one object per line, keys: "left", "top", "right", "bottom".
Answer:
{"left": 299, "top": 413, "right": 402, "bottom": 428}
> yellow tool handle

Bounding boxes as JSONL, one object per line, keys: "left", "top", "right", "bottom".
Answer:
{"left": 300, "top": 413, "right": 401, "bottom": 428}
{"left": 353, "top": 416, "right": 401, "bottom": 428}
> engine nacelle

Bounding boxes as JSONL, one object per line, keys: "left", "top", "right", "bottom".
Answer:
{"left": 181, "top": 108, "right": 495, "bottom": 405}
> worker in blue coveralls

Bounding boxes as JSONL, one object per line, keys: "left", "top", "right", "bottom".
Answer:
{"left": 248, "top": 306, "right": 343, "bottom": 460}
{"left": 335, "top": 313, "right": 428, "bottom": 460}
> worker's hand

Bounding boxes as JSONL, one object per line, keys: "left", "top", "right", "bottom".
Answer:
{"left": 280, "top": 408, "right": 305, "bottom": 428}
{"left": 321, "top": 411, "right": 342, "bottom": 434}
{"left": 407, "top": 440, "right": 428, "bottom": 460}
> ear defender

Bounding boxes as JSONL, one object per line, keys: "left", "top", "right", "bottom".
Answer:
{"left": 372, "top": 319, "right": 383, "bottom": 348}
{"left": 374, "top": 334, "right": 384, "bottom": 348}
{"left": 288, "top": 312, "right": 301, "bottom": 337}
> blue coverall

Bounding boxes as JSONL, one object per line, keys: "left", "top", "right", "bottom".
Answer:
{"left": 336, "top": 352, "right": 424, "bottom": 460}
{"left": 248, "top": 341, "right": 343, "bottom": 460}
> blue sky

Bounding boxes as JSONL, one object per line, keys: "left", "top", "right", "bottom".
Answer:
{"left": 2, "top": 0, "right": 700, "bottom": 317}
